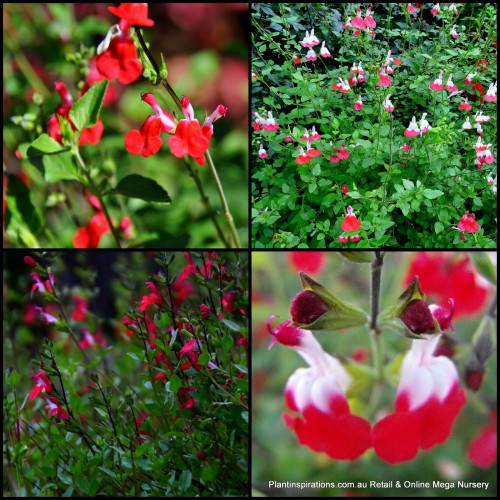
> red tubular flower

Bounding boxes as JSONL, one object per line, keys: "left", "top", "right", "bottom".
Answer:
{"left": 44, "top": 396, "right": 70, "bottom": 420}
{"left": 270, "top": 320, "right": 372, "bottom": 460}
{"left": 351, "top": 7, "right": 366, "bottom": 29}
{"left": 341, "top": 184, "right": 349, "bottom": 195}
{"left": 287, "top": 252, "right": 326, "bottom": 276}
{"left": 457, "top": 211, "right": 479, "bottom": 234}
{"left": 28, "top": 372, "right": 53, "bottom": 400}
{"left": 139, "top": 281, "right": 163, "bottom": 311}
{"left": 372, "top": 329, "right": 466, "bottom": 464}
{"left": 108, "top": 3, "right": 155, "bottom": 27}
{"left": 341, "top": 206, "right": 361, "bottom": 232}
{"left": 295, "top": 146, "right": 310, "bottom": 165}
{"left": 430, "top": 70, "right": 444, "bottom": 91}
{"left": 125, "top": 115, "right": 163, "bottom": 157}
{"left": 168, "top": 119, "right": 212, "bottom": 165}
{"left": 30, "top": 272, "right": 53, "bottom": 297}
{"left": 179, "top": 338, "right": 198, "bottom": 357}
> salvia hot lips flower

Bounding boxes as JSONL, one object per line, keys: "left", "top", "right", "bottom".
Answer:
{"left": 455, "top": 211, "right": 480, "bottom": 240}
{"left": 430, "top": 70, "right": 444, "bottom": 91}
{"left": 484, "top": 81, "right": 497, "bottom": 102}
{"left": 354, "top": 95, "right": 363, "bottom": 111}
{"left": 383, "top": 94, "right": 395, "bottom": 112}
{"left": 258, "top": 143, "right": 268, "bottom": 159}
{"left": 404, "top": 116, "right": 420, "bottom": 138}
{"left": 320, "top": 41, "right": 331, "bottom": 58}
{"left": 372, "top": 322, "right": 466, "bottom": 464}
{"left": 445, "top": 74, "right": 458, "bottom": 92}
{"left": 28, "top": 371, "right": 53, "bottom": 400}
{"left": 268, "top": 320, "right": 372, "bottom": 461}
{"left": 96, "top": 4, "right": 154, "bottom": 85}
{"left": 306, "top": 48, "right": 317, "bottom": 62}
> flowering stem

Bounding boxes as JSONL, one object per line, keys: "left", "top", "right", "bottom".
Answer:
{"left": 135, "top": 28, "right": 241, "bottom": 248}
{"left": 72, "top": 146, "right": 122, "bottom": 248}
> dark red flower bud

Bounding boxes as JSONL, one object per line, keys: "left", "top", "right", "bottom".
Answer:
{"left": 465, "top": 366, "right": 485, "bottom": 391}
{"left": 196, "top": 451, "right": 207, "bottom": 460}
{"left": 400, "top": 300, "right": 435, "bottom": 334}
{"left": 290, "top": 290, "right": 329, "bottom": 325}
{"left": 24, "top": 256, "right": 37, "bottom": 267}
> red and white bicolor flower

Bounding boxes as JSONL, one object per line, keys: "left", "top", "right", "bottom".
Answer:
{"left": 377, "top": 65, "right": 392, "bottom": 87}
{"left": 28, "top": 371, "right": 53, "bottom": 400}
{"left": 372, "top": 301, "right": 466, "bottom": 464}
{"left": 475, "top": 122, "right": 483, "bottom": 136}
{"left": 351, "top": 7, "right": 366, "bottom": 30}
{"left": 30, "top": 272, "right": 54, "bottom": 298}
{"left": 306, "top": 48, "right": 317, "bottom": 62}
{"left": 43, "top": 396, "right": 71, "bottom": 420}
{"left": 268, "top": 319, "right": 372, "bottom": 461}
{"left": 486, "top": 174, "right": 497, "bottom": 194}
{"left": 419, "top": 113, "right": 431, "bottom": 134}
{"left": 464, "top": 72, "right": 477, "bottom": 85}
{"left": 401, "top": 143, "right": 411, "bottom": 152}
{"left": 310, "top": 126, "right": 321, "bottom": 141}
{"left": 320, "top": 41, "right": 331, "bottom": 58}
{"left": 350, "top": 61, "right": 359, "bottom": 73}
{"left": 447, "top": 3, "right": 459, "bottom": 15}
{"left": 300, "top": 28, "right": 320, "bottom": 48}
{"left": 296, "top": 146, "right": 310, "bottom": 165}
{"left": 262, "top": 111, "right": 279, "bottom": 132}
{"left": 484, "top": 81, "right": 497, "bottom": 102}
{"left": 341, "top": 205, "right": 361, "bottom": 232}
{"left": 364, "top": 6, "right": 376, "bottom": 28}
{"left": 458, "top": 97, "right": 472, "bottom": 111}
{"left": 430, "top": 70, "right": 444, "bottom": 91}
{"left": 431, "top": 3, "right": 440, "bottom": 16}
{"left": 357, "top": 62, "right": 365, "bottom": 75}
{"left": 445, "top": 74, "right": 458, "bottom": 92}
{"left": 34, "top": 306, "right": 58, "bottom": 325}
{"left": 258, "top": 143, "right": 268, "bottom": 159}
{"left": 383, "top": 94, "right": 395, "bottom": 112}
{"left": 450, "top": 25, "right": 459, "bottom": 39}
{"left": 462, "top": 117, "right": 472, "bottom": 130}
{"left": 301, "top": 129, "right": 310, "bottom": 141}
{"left": 354, "top": 95, "right": 364, "bottom": 111}
{"left": 474, "top": 110, "right": 491, "bottom": 123}
{"left": 404, "top": 116, "right": 420, "bottom": 138}
{"left": 306, "top": 141, "right": 321, "bottom": 158}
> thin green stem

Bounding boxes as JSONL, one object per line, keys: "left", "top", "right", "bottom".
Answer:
{"left": 370, "top": 251, "right": 384, "bottom": 334}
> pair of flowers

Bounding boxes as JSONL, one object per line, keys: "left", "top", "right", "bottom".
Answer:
{"left": 253, "top": 111, "right": 279, "bottom": 132}
{"left": 269, "top": 277, "right": 465, "bottom": 463}
{"left": 125, "top": 93, "right": 227, "bottom": 164}
{"left": 28, "top": 372, "right": 70, "bottom": 420}
{"left": 404, "top": 113, "right": 432, "bottom": 137}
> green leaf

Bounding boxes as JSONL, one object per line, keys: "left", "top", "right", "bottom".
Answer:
{"left": 113, "top": 174, "right": 171, "bottom": 203}
{"left": 169, "top": 374, "right": 182, "bottom": 393}
{"left": 27, "top": 134, "right": 65, "bottom": 155}
{"left": 6, "top": 369, "right": 20, "bottom": 386}
{"left": 69, "top": 80, "right": 108, "bottom": 130}
{"left": 423, "top": 189, "right": 444, "bottom": 200}
{"left": 346, "top": 191, "right": 362, "bottom": 199}
{"left": 6, "top": 175, "right": 43, "bottom": 236}
{"left": 98, "top": 466, "right": 117, "bottom": 479}
{"left": 402, "top": 179, "right": 414, "bottom": 190}
{"left": 222, "top": 319, "right": 240, "bottom": 332}
{"left": 43, "top": 152, "right": 80, "bottom": 183}
{"left": 434, "top": 221, "right": 444, "bottom": 234}
{"left": 198, "top": 352, "right": 210, "bottom": 366}
{"left": 179, "top": 470, "right": 192, "bottom": 491}
{"left": 222, "top": 334, "right": 234, "bottom": 350}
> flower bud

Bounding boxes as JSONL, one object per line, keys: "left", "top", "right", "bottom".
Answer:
{"left": 465, "top": 364, "right": 485, "bottom": 391}
{"left": 289, "top": 273, "right": 368, "bottom": 332}
{"left": 378, "top": 277, "right": 448, "bottom": 339}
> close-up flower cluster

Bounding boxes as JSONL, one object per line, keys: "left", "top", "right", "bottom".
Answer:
{"left": 252, "top": 251, "right": 496, "bottom": 497}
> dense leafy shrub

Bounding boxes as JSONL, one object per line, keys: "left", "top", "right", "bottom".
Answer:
{"left": 4, "top": 251, "right": 248, "bottom": 496}
{"left": 252, "top": 3, "right": 497, "bottom": 248}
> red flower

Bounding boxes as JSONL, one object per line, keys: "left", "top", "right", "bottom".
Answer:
{"left": 71, "top": 296, "right": 88, "bottom": 321}
{"left": 96, "top": 23, "right": 143, "bottom": 84}
{"left": 457, "top": 211, "right": 479, "bottom": 234}
{"left": 30, "top": 272, "right": 53, "bottom": 297}
{"left": 351, "top": 7, "right": 366, "bottom": 29}
{"left": 168, "top": 120, "right": 212, "bottom": 166}
{"left": 338, "top": 144, "right": 350, "bottom": 159}
{"left": 28, "top": 372, "right": 53, "bottom": 400}
{"left": 125, "top": 115, "right": 163, "bottom": 157}
{"left": 108, "top": 3, "right": 155, "bottom": 27}
{"left": 73, "top": 212, "right": 110, "bottom": 248}
{"left": 341, "top": 205, "right": 361, "bottom": 232}
{"left": 44, "top": 396, "right": 70, "bottom": 420}
{"left": 341, "top": 183, "right": 349, "bottom": 195}
{"left": 179, "top": 338, "right": 198, "bottom": 357}
{"left": 467, "top": 411, "right": 497, "bottom": 468}
{"left": 287, "top": 252, "right": 326, "bottom": 276}
{"left": 403, "top": 253, "right": 491, "bottom": 318}
{"left": 154, "top": 372, "right": 168, "bottom": 383}
{"left": 295, "top": 146, "right": 310, "bottom": 165}
{"left": 139, "top": 281, "right": 163, "bottom": 311}
{"left": 430, "top": 70, "right": 444, "bottom": 91}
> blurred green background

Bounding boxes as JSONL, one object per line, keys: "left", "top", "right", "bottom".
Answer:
{"left": 252, "top": 251, "right": 496, "bottom": 497}
{"left": 3, "top": 3, "right": 249, "bottom": 248}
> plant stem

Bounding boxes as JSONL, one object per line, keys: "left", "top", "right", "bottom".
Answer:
{"left": 370, "top": 251, "right": 384, "bottom": 334}
{"left": 72, "top": 146, "right": 122, "bottom": 248}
